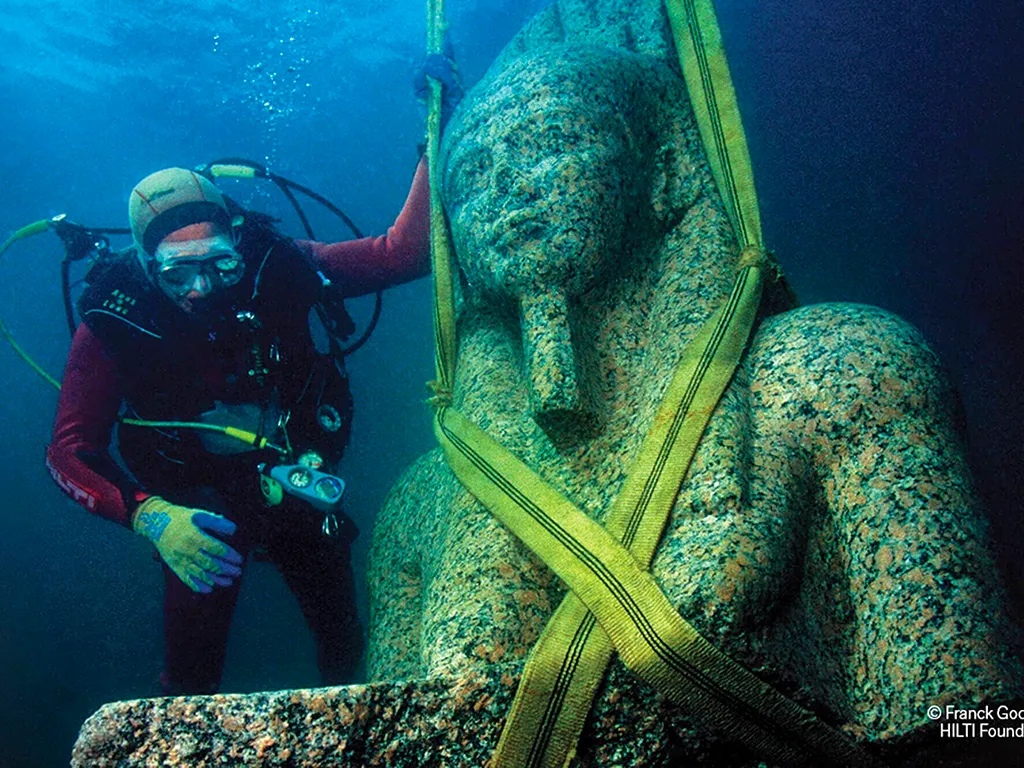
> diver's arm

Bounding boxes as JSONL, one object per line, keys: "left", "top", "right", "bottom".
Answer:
{"left": 46, "top": 324, "right": 146, "bottom": 528}
{"left": 297, "top": 156, "right": 431, "bottom": 297}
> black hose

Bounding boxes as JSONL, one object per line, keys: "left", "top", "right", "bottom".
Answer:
{"left": 86, "top": 227, "right": 131, "bottom": 235}
{"left": 201, "top": 157, "right": 365, "bottom": 239}
{"left": 273, "top": 177, "right": 364, "bottom": 239}
{"left": 61, "top": 258, "right": 77, "bottom": 337}
{"left": 200, "top": 157, "right": 382, "bottom": 357}
{"left": 273, "top": 178, "right": 316, "bottom": 240}
{"left": 337, "top": 289, "right": 383, "bottom": 356}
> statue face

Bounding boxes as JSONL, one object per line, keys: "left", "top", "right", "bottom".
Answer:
{"left": 441, "top": 57, "right": 638, "bottom": 438}
{"left": 442, "top": 69, "right": 634, "bottom": 303}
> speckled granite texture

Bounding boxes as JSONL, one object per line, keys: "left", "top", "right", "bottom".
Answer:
{"left": 71, "top": 0, "right": 1023, "bottom": 764}
{"left": 73, "top": 676, "right": 511, "bottom": 767}
{"left": 368, "top": 0, "right": 1024, "bottom": 763}
{"left": 76, "top": 665, "right": 833, "bottom": 767}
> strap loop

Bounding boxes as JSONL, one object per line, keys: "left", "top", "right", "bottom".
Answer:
{"left": 738, "top": 244, "right": 767, "bottom": 270}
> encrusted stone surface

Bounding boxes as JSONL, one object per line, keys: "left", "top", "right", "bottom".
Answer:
{"left": 72, "top": 675, "right": 512, "bottom": 768}
{"left": 77, "top": 664, "right": 816, "bottom": 767}
{"left": 72, "top": 0, "right": 1023, "bottom": 764}
{"left": 368, "top": 0, "right": 1024, "bottom": 764}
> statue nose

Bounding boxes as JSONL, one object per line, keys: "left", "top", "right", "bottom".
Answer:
{"left": 519, "top": 292, "right": 594, "bottom": 439}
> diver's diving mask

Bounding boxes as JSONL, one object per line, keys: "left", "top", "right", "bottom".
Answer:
{"left": 153, "top": 234, "right": 245, "bottom": 298}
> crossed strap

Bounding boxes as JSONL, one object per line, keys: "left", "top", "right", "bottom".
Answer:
{"left": 422, "top": 0, "right": 881, "bottom": 765}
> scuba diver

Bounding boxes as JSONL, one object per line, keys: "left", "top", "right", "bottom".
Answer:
{"left": 43, "top": 56, "right": 462, "bottom": 696}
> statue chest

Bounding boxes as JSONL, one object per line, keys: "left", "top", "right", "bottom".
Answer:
{"left": 419, "top": 384, "right": 812, "bottom": 677}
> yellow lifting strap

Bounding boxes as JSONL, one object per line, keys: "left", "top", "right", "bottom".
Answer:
{"left": 668, "top": 0, "right": 762, "bottom": 250}
{"left": 492, "top": 1, "right": 772, "bottom": 764}
{"left": 425, "top": 0, "right": 457, "bottom": 403}
{"left": 423, "top": 0, "right": 880, "bottom": 765}
{"left": 450, "top": 264, "right": 772, "bottom": 766}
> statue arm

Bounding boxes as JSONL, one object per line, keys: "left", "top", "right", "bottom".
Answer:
{"left": 367, "top": 451, "right": 441, "bottom": 682}
{"left": 795, "top": 304, "right": 1022, "bottom": 759}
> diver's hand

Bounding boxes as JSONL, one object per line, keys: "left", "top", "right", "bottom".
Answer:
{"left": 415, "top": 54, "right": 461, "bottom": 95}
{"left": 132, "top": 496, "right": 244, "bottom": 593}
{"left": 413, "top": 34, "right": 464, "bottom": 128}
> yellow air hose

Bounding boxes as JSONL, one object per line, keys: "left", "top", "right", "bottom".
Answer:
{"left": 119, "top": 419, "right": 286, "bottom": 454}
{"left": 207, "top": 164, "right": 257, "bottom": 179}
{"left": 0, "top": 219, "right": 284, "bottom": 454}
{"left": 0, "top": 220, "right": 64, "bottom": 390}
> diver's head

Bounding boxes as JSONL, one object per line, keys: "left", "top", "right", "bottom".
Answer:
{"left": 129, "top": 168, "right": 244, "bottom": 312}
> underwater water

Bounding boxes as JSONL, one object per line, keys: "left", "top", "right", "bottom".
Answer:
{"left": 0, "top": 0, "right": 1020, "bottom": 765}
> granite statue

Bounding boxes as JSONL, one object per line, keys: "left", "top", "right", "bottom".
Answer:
{"left": 70, "top": 1, "right": 1022, "bottom": 764}
{"left": 367, "top": 2, "right": 1022, "bottom": 764}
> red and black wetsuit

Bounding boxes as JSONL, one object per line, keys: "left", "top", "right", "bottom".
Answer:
{"left": 46, "top": 158, "right": 430, "bottom": 694}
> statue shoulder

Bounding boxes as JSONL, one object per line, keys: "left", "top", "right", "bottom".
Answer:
{"left": 746, "top": 302, "right": 963, "bottom": 448}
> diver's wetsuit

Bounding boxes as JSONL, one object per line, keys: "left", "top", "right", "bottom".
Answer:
{"left": 46, "top": 158, "right": 430, "bottom": 694}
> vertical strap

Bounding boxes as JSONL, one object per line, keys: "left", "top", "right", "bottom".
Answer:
{"left": 666, "top": 0, "right": 763, "bottom": 250}
{"left": 426, "top": 0, "right": 457, "bottom": 404}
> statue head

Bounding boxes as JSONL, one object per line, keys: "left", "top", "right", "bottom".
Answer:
{"left": 440, "top": 46, "right": 703, "bottom": 439}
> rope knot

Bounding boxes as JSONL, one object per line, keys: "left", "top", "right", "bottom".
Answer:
{"left": 426, "top": 379, "right": 453, "bottom": 408}
{"left": 738, "top": 244, "right": 768, "bottom": 270}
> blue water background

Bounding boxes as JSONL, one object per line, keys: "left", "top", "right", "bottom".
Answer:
{"left": 0, "top": 1, "right": 1020, "bottom": 765}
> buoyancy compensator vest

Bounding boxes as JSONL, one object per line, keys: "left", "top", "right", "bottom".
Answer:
{"left": 77, "top": 213, "right": 355, "bottom": 493}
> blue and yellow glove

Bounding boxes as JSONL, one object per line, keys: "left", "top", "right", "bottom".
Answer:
{"left": 413, "top": 33, "right": 464, "bottom": 130}
{"left": 132, "top": 496, "right": 244, "bottom": 593}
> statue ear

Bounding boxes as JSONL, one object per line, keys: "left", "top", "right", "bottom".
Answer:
{"left": 649, "top": 144, "right": 680, "bottom": 226}
{"left": 648, "top": 129, "right": 700, "bottom": 228}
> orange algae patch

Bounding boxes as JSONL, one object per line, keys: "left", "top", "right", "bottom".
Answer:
{"left": 875, "top": 546, "right": 893, "bottom": 571}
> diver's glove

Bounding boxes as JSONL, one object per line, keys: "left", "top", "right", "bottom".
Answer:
{"left": 132, "top": 496, "right": 244, "bottom": 594}
{"left": 413, "top": 32, "right": 464, "bottom": 130}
